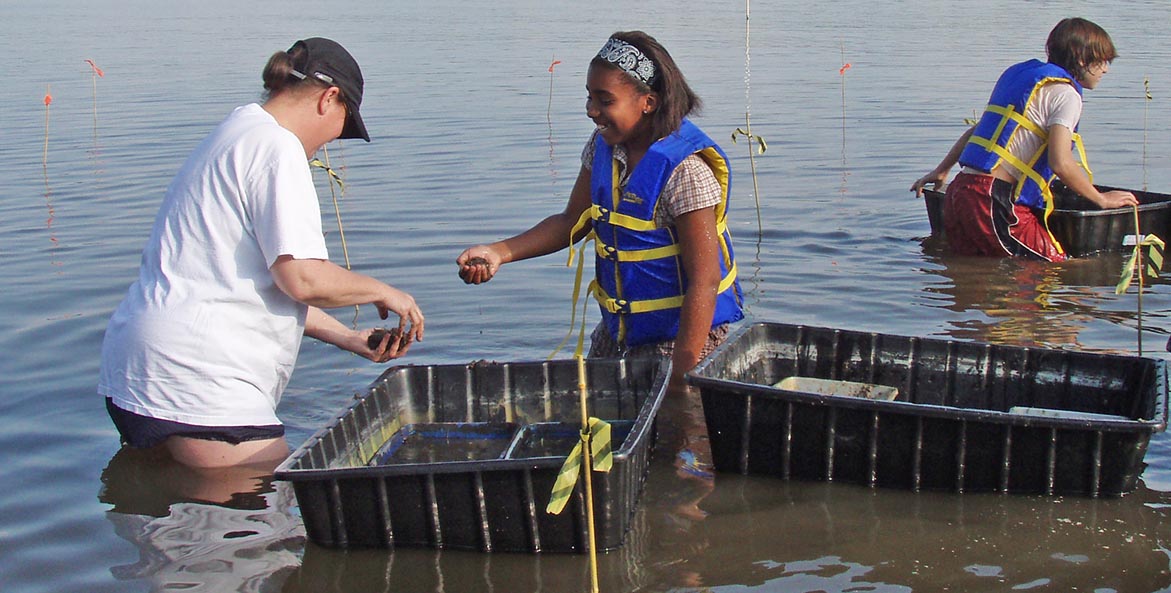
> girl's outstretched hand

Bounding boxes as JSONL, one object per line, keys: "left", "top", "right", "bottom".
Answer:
{"left": 457, "top": 246, "right": 501, "bottom": 285}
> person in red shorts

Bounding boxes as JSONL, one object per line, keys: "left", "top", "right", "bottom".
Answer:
{"left": 911, "top": 17, "right": 1137, "bottom": 261}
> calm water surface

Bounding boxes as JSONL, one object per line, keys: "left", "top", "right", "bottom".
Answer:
{"left": 4, "top": 1, "right": 1171, "bottom": 591}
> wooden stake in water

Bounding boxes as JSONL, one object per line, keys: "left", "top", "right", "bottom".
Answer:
{"left": 43, "top": 86, "right": 52, "bottom": 170}
{"left": 575, "top": 355, "right": 600, "bottom": 593}
{"left": 839, "top": 45, "right": 852, "bottom": 193}
{"left": 1136, "top": 206, "right": 1144, "bottom": 355}
{"left": 310, "top": 145, "right": 359, "bottom": 324}
{"left": 547, "top": 56, "right": 561, "bottom": 126}
{"left": 1117, "top": 208, "right": 1166, "bottom": 355}
{"left": 1143, "top": 77, "right": 1151, "bottom": 192}
{"left": 547, "top": 57, "right": 562, "bottom": 187}
{"left": 731, "top": 0, "right": 767, "bottom": 236}
{"left": 85, "top": 59, "right": 104, "bottom": 139}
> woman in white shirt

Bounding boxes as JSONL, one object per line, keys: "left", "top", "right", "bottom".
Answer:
{"left": 100, "top": 38, "right": 424, "bottom": 470}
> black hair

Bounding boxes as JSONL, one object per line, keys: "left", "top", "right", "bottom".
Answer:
{"left": 591, "top": 31, "right": 701, "bottom": 141}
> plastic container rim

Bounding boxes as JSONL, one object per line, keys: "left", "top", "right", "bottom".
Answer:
{"left": 686, "top": 320, "right": 1169, "bottom": 434}
{"left": 275, "top": 357, "right": 671, "bottom": 482}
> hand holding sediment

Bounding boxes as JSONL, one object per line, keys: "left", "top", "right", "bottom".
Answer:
{"left": 457, "top": 247, "right": 500, "bottom": 285}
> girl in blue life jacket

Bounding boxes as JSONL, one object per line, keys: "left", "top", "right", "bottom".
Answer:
{"left": 457, "top": 31, "right": 744, "bottom": 390}
{"left": 911, "top": 17, "right": 1137, "bottom": 261}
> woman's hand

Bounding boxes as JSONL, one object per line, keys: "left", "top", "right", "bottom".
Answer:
{"left": 456, "top": 246, "right": 503, "bottom": 285}
{"left": 304, "top": 306, "right": 417, "bottom": 362}
{"left": 372, "top": 287, "right": 424, "bottom": 344}
{"left": 358, "top": 324, "right": 412, "bottom": 363}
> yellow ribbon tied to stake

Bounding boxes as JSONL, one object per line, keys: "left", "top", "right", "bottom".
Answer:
{"left": 309, "top": 158, "right": 346, "bottom": 193}
{"left": 1116, "top": 233, "right": 1164, "bottom": 294}
{"left": 545, "top": 416, "right": 612, "bottom": 515}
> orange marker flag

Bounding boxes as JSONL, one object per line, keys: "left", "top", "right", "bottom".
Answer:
{"left": 839, "top": 63, "right": 852, "bottom": 75}
{"left": 43, "top": 84, "right": 52, "bottom": 167}
{"left": 85, "top": 59, "right": 105, "bottom": 77}
{"left": 547, "top": 57, "right": 561, "bottom": 124}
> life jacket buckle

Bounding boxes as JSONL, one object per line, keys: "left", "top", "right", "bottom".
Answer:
{"left": 602, "top": 298, "right": 630, "bottom": 314}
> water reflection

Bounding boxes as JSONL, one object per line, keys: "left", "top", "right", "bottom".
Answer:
{"left": 645, "top": 475, "right": 1171, "bottom": 592}
{"left": 920, "top": 241, "right": 1169, "bottom": 351}
{"left": 643, "top": 386, "right": 718, "bottom": 590}
{"left": 43, "top": 183, "right": 61, "bottom": 270}
{"left": 99, "top": 447, "right": 304, "bottom": 592}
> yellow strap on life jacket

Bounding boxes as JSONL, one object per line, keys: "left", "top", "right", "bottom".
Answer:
{"left": 592, "top": 263, "right": 739, "bottom": 314}
{"left": 596, "top": 241, "right": 680, "bottom": 262}
{"left": 1072, "top": 131, "right": 1093, "bottom": 184}
{"left": 968, "top": 104, "right": 1094, "bottom": 256}
{"left": 567, "top": 206, "right": 595, "bottom": 269}
{"left": 985, "top": 104, "right": 1049, "bottom": 138}
{"left": 696, "top": 146, "right": 731, "bottom": 222}
{"left": 608, "top": 211, "right": 658, "bottom": 232}
{"left": 609, "top": 159, "right": 627, "bottom": 341}
{"left": 549, "top": 234, "right": 596, "bottom": 360}
{"left": 593, "top": 219, "right": 730, "bottom": 262}
{"left": 561, "top": 148, "right": 738, "bottom": 350}
{"left": 970, "top": 133, "right": 1066, "bottom": 254}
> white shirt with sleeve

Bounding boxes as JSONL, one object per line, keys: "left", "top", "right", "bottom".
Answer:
{"left": 99, "top": 103, "right": 329, "bottom": 427}
{"left": 999, "top": 82, "right": 1083, "bottom": 180}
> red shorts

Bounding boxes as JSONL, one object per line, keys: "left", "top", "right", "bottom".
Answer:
{"left": 942, "top": 172, "right": 1066, "bottom": 262}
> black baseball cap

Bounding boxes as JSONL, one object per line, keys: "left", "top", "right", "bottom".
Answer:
{"left": 287, "top": 37, "right": 370, "bottom": 142}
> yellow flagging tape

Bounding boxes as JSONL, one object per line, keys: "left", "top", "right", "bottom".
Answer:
{"left": 309, "top": 158, "right": 346, "bottom": 193}
{"left": 546, "top": 439, "right": 583, "bottom": 514}
{"left": 590, "top": 417, "right": 613, "bottom": 472}
{"left": 1117, "top": 234, "right": 1165, "bottom": 294}
{"left": 548, "top": 239, "right": 593, "bottom": 360}
{"left": 545, "top": 417, "right": 612, "bottom": 515}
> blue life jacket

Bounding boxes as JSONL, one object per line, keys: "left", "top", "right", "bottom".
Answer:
{"left": 959, "top": 59, "right": 1091, "bottom": 214}
{"left": 581, "top": 119, "right": 743, "bottom": 349}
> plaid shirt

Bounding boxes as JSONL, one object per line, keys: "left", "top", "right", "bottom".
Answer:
{"left": 581, "top": 132, "right": 722, "bottom": 227}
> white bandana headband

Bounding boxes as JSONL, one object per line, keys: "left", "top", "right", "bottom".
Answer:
{"left": 596, "top": 38, "right": 657, "bottom": 87}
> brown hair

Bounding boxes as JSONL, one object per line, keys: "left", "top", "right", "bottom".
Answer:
{"left": 591, "top": 31, "right": 701, "bottom": 141}
{"left": 1046, "top": 17, "right": 1117, "bottom": 83}
{"left": 261, "top": 46, "right": 330, "bottom": 100}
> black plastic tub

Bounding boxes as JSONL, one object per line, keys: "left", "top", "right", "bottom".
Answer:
{"left": 924, "top": 183, "right": 1171, "bottom": 257}
{"left": 688, "top": 322, "right": 1167, "bottom": 497}
{"left": 274, "top": 357, "right": 667, "bottom": 552}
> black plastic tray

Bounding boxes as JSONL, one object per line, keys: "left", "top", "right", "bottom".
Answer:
{"left": 924, "top": 183, "right": 1171, "bottom": 257}
{"left": 274, "top": 357, "right": 667, "bottom": 552}
{"left": 369, "top": 422, "right": 519, "bottom": 465}
{"left": 688, "top": 322, "right": 1167, "bottom": 497}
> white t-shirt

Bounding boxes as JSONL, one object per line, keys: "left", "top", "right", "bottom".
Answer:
{"left": 995, "top": 82, "right": 1083, "bottom": 180}
{"left": 99, "top": 103, "right": 329, "bottom": 426}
